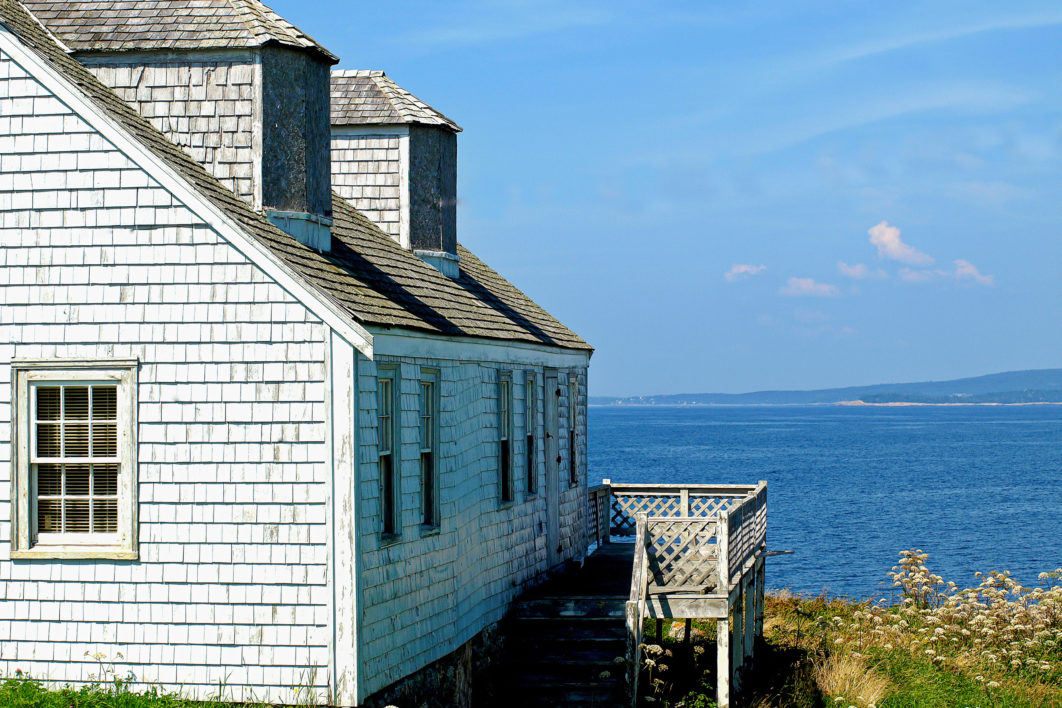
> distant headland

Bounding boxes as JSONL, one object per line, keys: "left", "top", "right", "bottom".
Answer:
{"left": 591, "top": 368, "right": 1062, "bottom": 406}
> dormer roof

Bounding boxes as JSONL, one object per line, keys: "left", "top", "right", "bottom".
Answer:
{"left": 20, "top": 0, "right": 337, "bottom": 62}
{"left": 331, "top": 70, "right": 461, "bottom": 132}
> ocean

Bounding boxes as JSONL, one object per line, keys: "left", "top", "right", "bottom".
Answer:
{"left": 588, "top": 404, "right": 1062, "bottom": 599}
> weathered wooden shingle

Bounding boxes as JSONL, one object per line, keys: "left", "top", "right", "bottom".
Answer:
{"left": 4, "top": 0, "right": 588, "bottom": 351}
{"left": 331, "top": 70, "right": 461, "bottom": 132}
{"left": 20, "top": 0, "right": 337, "bottom": 61}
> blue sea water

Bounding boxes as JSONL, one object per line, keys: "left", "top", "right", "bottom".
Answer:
{"left": 588, "top": 404, "right": 1062, "bottom": 599}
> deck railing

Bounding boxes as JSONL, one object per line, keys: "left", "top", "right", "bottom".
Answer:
{"left": 597, "top": 480, "right": 767, "bottom": 708}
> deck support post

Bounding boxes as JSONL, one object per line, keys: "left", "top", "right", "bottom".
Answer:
{"left": 625, "top": 599, "right": 640, "bottom": 706}
{"left": 755, "top": 555, "right": 766, "bottom": 640}
{"left": 731, "top": 589, "right": 743, "bottom": 692}
{"left": 716, "top": 617, "right": 729, "bottom": 708}
{"left": 743, "top": 573, "right": 755, "bottom": 667}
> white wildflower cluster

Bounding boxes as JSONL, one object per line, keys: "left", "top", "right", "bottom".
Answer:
{"left": 837, "top": 550, "right": 1062, "bottom": 683}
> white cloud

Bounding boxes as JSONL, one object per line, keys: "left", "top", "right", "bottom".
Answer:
{"left": 838, "top": 261, "right": 887, "bottom": 279}
{"left": 868, "top": 221, "right": 934, "bottom": 265}
{"left": 779, "top": 277, "right": 839, "bottom": 297}
{"left": 899, "top": 267, "right": 933, "bottom": 282}
{"left": 900, "top": 260, "right": 994, "bottom": 286}
{"left": 953, "top": 259, "right": 995, "bottom": 286}
{"left": 724, "top": 263, "right": 766, "bottom": 282}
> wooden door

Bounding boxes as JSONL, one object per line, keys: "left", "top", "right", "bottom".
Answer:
{"left": 544, "top": 371, "right": 561, "bottom": 567}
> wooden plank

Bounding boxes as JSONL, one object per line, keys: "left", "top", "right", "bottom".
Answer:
{"left": 754, "top": 555, "right": 766, "bottom": 639}
{"left": 646, "top": 596, "right": 728, "bottom": 618}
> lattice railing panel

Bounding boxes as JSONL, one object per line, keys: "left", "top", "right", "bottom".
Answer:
{"left": 727, "top": 483, "right": 767, "bottom": 585}
{"left": 646, "top": 518, "right": 719, "bottom": 589}
{"left": 611, "top": 490, "right": 747, "bottom": 536}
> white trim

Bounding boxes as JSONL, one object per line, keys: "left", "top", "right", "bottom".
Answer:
{"left": 332, "top": 124, "right": 411, "bottom": 137}
{"left": 371, "top": 329, "right": 592, "bottom": 368}
{"left": 0, "top": 28, "right": 373, "bottom": 358}
{"left": 398, "top": 131, "right": 410, "bottom": 249}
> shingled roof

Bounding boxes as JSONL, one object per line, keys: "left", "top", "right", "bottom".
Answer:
{"left": 332, "top": 70, "right": 461, "bottom": 132}
{"left": 2, "top": 0, "right": 588, "bottom": 351}
{"left": 20, "top": 0, "right": 337, "bottom": 62}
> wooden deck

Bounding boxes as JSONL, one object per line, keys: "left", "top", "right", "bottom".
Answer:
{"left": 525, "top": 542, "right": 634, "bottom": 599}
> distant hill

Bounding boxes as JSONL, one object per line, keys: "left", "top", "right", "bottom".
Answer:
{"left": 590, "top": 369, "right": 1062, "bottom": 406}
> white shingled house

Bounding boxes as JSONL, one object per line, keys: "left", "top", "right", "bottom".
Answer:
{"left": 0, "top": 1, "right": 592, "bottom": 705}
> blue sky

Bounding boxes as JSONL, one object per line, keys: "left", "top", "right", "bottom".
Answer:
{"left": 272, "top": 0, "right": 1062, "bottom": 396}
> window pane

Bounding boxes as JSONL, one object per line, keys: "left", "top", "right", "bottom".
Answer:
{"left": 93, "top": 499, "right": 118, "bottom": 533}
{"left": 36, "top": 423, "right": 61, "bottom": 457}
{"left": 65, "top": 423, "right": 89, "bottom": 457}
{"left": 38, "top": 464, "right": 62, "bottom": 496}
{"left": 65, "top": 499, "right": 90, "bottom": 532}
{"left": 36, "top": 387, "right": 61, "bottom": 421}
{"left": 64, "top": 386, "right": 89, "bottom": 420}
{"left": 65, "top": 464, "right": 90, "bottom": 496}
{"left": 37, "top": 499, "right": 62, "bottom": 533}
{"left": 92, "top": 423, "right": 118, "bottom": 457}
{"left": 92, "top": 386, "right": 117, "bottom": 420}
{"left": 422, "top": 451, "right": 434, "bottom": 525}
{"left": 93, "top": 464, "right": 119, "bottom": 496}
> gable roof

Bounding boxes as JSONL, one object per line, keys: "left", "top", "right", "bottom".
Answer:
{"left": 331, "top": 70, "right": 461, "bottom": 132}
{"left": 2, "top": 0, "right": 589, "bottom": 352}
{"left": 20, "top": 0, "right": 337, "bottom": 62}
{"left": 299, "top": 196, "right": 587, "bottom": 348}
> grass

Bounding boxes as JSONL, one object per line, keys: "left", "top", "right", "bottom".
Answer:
{"left": 5, "top": 550, "right": 1062, "bottom": 707}
{"left": 637, "top": 550, "right": 1062, "bottom": 707}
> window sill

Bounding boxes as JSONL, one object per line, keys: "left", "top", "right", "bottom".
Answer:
{"left": 11, "top": 547, "right": 138, "bottom": 561}
{"left": 379, "top": 532, "right": 402, "bottom": 547}
{"left": 419, "top": 524, "right": 440, "bottom": 537}
{"left": 498, "top": 500, "right": 515, "bottom": 510}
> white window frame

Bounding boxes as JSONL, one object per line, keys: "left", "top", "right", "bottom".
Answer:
{"left": 11, "top": 359, "right": 139, "bottom": 560}
{"left": 377, "top": 366, "right": 400, "bottom": 540}
{"left": 419, "top": 368, "right": 440, "bottom": 530}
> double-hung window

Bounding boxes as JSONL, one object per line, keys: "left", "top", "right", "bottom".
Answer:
{"left": 568, "top": 374, "right": 579, "bottom": 487}
{"left": 419, "top": 371, "right": 439, "bottom": 528}
{"left": 12, "top": 360, "right": 138, "bottom": 559}
{"left": 499, "top": 373, "right": 513, "bottom": 503}
{"left": 525, "top": 372, "right": 536, "bottom": 496}
{"left": 377, "top": 370, "right": 399, "bottom": 537}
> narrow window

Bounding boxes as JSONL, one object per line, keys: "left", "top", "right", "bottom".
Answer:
{"left": 525, "top": 372, "right": 536, "bottom": 496}
{"left": 568, "top": 375, "right": 579, "bottom": 487}
{"left": 377, "top": 373, "right": 398, "bottom": 536}
{"left": 420, "top": 376, "right": 438, "bottom": 527}
{"left": 499, "top": 374, "right": 512, "bottom": 503}
{"left": 12, "top": 360, "right": 138, "bottom": 559}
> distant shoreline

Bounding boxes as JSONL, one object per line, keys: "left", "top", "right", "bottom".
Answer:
{"left": 589, "top": 400, "right": 1062, "bottom": 408}
{"left": 837, "top": 400, "right": 1062, "bottom": 407}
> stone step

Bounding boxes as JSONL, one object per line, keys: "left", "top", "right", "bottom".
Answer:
{"left": 512, "top": 595, "right": 626, "bottom": 619}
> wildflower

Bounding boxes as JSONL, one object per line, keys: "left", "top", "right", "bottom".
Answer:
{"left": 598, "top": 671, "right": 611, "bottom": 679}
{"left": 987, "top": 681, "right": 1001, "bottom": 688}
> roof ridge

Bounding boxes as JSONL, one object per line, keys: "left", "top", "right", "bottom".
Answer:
{"left": 332, "top": 69, "right": 385, "bottom": 78}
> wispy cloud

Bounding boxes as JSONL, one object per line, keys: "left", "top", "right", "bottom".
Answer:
{"left": 868, "top": 221, "right": 934, "bottom": 265}
{"left": 954, "top": 259, "right": 994, "bottom": 286}
{"left": 393, "top": 3, "right": 613, "bottom": 48}
{"left": 779, "top": 277, "right": 839, "bottom": 297}
{"left": 724, "top": 263, "right": 766, "bottom": 282}
{"left": 838, "top": 261, "right": 887, "bottom": 280}
{"left": 900, "top": 260, "right": 995, "bottom": 286}
{"left": 810, "top": 13, "right": 1062, "bottom": 71}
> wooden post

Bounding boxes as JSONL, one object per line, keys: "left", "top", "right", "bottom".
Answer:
{"left": 731, "top": 588, "right": 743, "bottom": 693}
{"left": 655, "top": 618, "right": 663, "bottom": 643}
{"left": 743, "top": 573, "right": 755, "bottom": 666}
{"left": 684, "top": 618, "right": 692, "bottom": 645}
{"left": 625, "top": 600, "right": 640, "bottom": 707}
{"left": 680, "top": 487, "right": 689, "bottom": 516}
{"left": 602, "top": 478, "right": 612, "bottom": 545}
{"left": 716, "top": 617, "right": 729, "bottom": 708}
{"left": 755, "top": 556, "right": 766, "bottom": 639}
